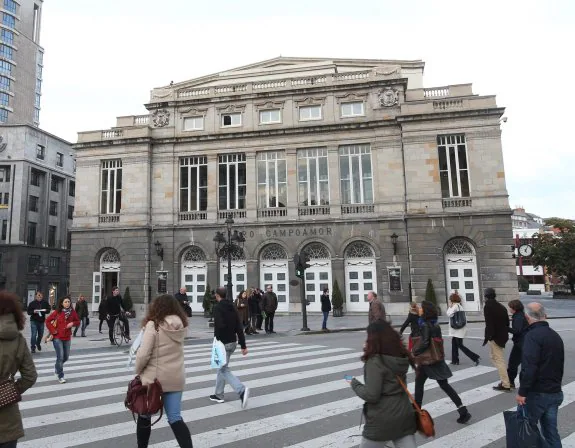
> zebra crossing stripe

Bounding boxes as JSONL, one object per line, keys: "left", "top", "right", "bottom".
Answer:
{"left": 18, "top": 365, "right": 493, "bottom": 447}
{"left": 560, "top": 432, "right": 575, "bottom": 447}
{"left": 420, "top": 381, "right": 575, "bottom": 448}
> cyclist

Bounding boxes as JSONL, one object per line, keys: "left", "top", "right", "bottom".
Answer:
{"left": 106, "top": 286, "right": 130, "bottom": 345}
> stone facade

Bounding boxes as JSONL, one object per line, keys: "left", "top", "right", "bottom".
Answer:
{"left": 70, "top": 57, "right": 517, "bottom": 315}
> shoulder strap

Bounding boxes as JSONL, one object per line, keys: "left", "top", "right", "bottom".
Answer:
{"left": 396, "top": 375, "right": 421, "bottom": 411}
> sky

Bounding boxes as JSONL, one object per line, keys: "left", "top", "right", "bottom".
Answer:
{"left": 38, "top": 0, "right": 575, "bottom": 219}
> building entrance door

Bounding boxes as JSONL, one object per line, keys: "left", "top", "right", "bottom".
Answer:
{"left": 444, "top": 239, "right": 480, "bottom": 312}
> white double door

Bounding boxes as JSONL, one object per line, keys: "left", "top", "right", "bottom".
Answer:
{"left": 304, "top": 261, "right": 332, "bottom": 312}
{"left": 182, "top": 263, "right": 207, "bottom": 312}
{"left": 345, "top": 260, "right": 376, "bottom": 312}
{"left": 220, "top": 261, "right": 247, "bottom": 297}
{"left": 445, "top": 257, "right": 480, "bottom": 312}
{"left": 260, "top": 261, "right": 289, "bottom": 312}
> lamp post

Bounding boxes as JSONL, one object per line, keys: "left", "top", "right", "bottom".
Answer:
{"left": 390, "top": 233, "right": 399, "bottom": 256}
{"left": 213, "top": 214, "right": 245, "bottom": 301}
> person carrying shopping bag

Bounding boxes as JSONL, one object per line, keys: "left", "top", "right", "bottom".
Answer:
{"left": 446, "top": 292, "right": 480, "bottom": 366}
{"left": 134, "top": 294, "right": 193, "bottom": 448}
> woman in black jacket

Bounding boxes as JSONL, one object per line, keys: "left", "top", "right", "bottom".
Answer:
{"left": 412, "top": 300, "right": 471, "bottom": 424}
{"left": 320, "top": 288, "right": 331, "bottom": 331}
{"left": 98, "top": 297, "right": 107, "bottom": 334}
{"left": 506, "top": 299, "right": 529, "bottom": 389}
{"left": 399, "top": 302, "right": 419, "bottom": 351}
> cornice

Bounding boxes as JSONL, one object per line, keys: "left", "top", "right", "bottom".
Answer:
{"left": 397, "top": 107, "right": 505, "bottom": 123}
{"left": 179, "top": 106, "right": 209, "bottom": 115}
{"left": 254, "top": 100, "right": 286, "bottom": 110}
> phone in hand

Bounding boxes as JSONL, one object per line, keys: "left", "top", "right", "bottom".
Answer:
{"left": 344, "top": 375, "right": 353, "bottom": 381}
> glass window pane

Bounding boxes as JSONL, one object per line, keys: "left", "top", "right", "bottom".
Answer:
{"left": 450, "top": 269, "right": 458, "bottom": 277}
{"left": 451, "top": 281, "right": 460, "bottom": 290}
{"left": 278, "top": 295, "right": 287, "bottom": 302}
{"left": 237, "top": 274, "right": 245, "bottom": 281}
{"left": 277, "top": 284, "right": 286, "bottom": 292}
{"left": 350, "top": 272, "right": 358, "bottom": 279}
{"left": 361, "top": 154, "right": 372, "bottom": 178}
{"left": 465, "top": 293, "right": 475, "bottom": 301}
{"left": 350, "top": 294, "right": 360, "bottom": 302}
{"left": 457, "top": 145, "right": 467, "bottom": 169}
{"left": 306, "top": 272, "right": 314, "bottom": 280}
{"left": 460, "top": 170, "right": 470, "bottom": 197}
{"left": 278, "top": 159, "right": 286, "bottom": 183}
{"left": 363, "top": 271, "right": 372, "bottom": 279}
{"left": 440, "top": 172, "right": 450, "bottom": 198}
{"left": 449, "top": 147, "right": 459, "bottom": 196}
{"left": 306, "top": 284, "right": 315, "bottom": 291}
{"left": 197, "top": 285, "right": 205, "bottom": 292}
{"left": 465, "top": 281, "right": 474, "bottom": 289}
{"left": 320, "top": 283, "right": 328, "bottom": 291}
{"left": 185, "top": 275, "right": 193, "bottom": 282}
{"left": 364, "top": 283, "right": 373, "bottom": 290}
{"left": 264, "top": 273, "right": 273, "bottom": 281}
{"left": 350, "top": 283, "right": 359, "bottom": 291}
{"left": 438, "top": 148, "right": 448, "bottom": 171}
{"left": 197, "top": 274, "right": 206, "bottom": 282}
{"left": 363, "top": 179, "right": 373, "bottom": 203}
{"left": 319, "top": 272, "right": 328, "bottom": 280}
{"left": 352, "top": 156, "right": 361, "bottom": 203}
{"left": 277, "top": 273, "right": 286, "bottom": 280}
{"left": 306, "top": 295, "right": 316, "bottom": 302}
{"left": 463, "top": 269, "right": 472, "bottom": 278}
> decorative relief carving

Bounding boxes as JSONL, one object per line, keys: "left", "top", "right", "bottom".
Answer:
{"left": 183, "top": 246, "right": 207, "bottom": 262}
{"left": 261, "top": 244, "right": 288, "bottom": 260}
{"left": 345, "top": 242, "right": 375, "bottom": 258}
{"left": 372, "top": 65, "right": 401, "bottom": 77}
{"left": 254, "top": 100, "right": 285, "bottom": 110}
{"left": 444, "top": 239, "right": 475, "bottom": 255}
{"left": 378, "top": 88, "right": 399, "bottom": 107}
{"left": 294, "top": 97, "right": 326, "bottom": 106}
{"left": 152, "top": 109, "right": 170, "bottom": 127}
{"left": 179, "top": 106, "right": 208, "bottom": 116}
{"left": 151, "top": 89, "right": 173, "bottom": 99}
{"left": 101, "top": 249, "right": 121, "bottom": 263}
{"left": 335, "top": 92, "right": 368, "bottom": 103}
{"left": 216, "top": 104, "right": 246, "bottom": 113}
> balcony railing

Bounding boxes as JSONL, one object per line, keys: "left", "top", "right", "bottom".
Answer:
{"left": 298, "top": 206, "right": 330, "bottom": 216}
{"left": 257, "top": 208, "right": 287, "bottom": 218}
{"left": 102, "top": 130, "right": 123, "bottom": 139}
{"left": 179, "top": 211, "right": 207, "bottom": 221}
{"left": 341, "top": 204, "right": 375, "bottom": 215}
{"left": 99, "top": 214, "right": 120, "bottom": 223}
{"left": 218, "top": 210, "right": 246, "bottom": 220}
{"left": 442, "top": 198, "right": 472, "bottom": 208}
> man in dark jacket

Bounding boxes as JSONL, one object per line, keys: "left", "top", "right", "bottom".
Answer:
{"left": 320, "top": 288, "right": 331, "bottom": 331}
{"left": 73, "top": 295, "right": 89, "bottom": 337}
{"left": 506, "top": 299, "right": 529, "bottom": 388}
{"left": 262, "top": 285, "right": 278, "bottom": 334}
{"left": 482, "top": 287, "right": 511, "bottom": 391}
{"left": 209, "top": 287, "right": 249, "bottom": 409}
{"left": 26, "top": 291, "right": 51, "bottom": 353}
{"left": 106, "top": 286, "right": 130, "bottom": 345}
{"left": 517, "top": 302, "right": 564, "bottom": 447}
{"left": 174, "top": 287, "right": 192, "bottom": 317}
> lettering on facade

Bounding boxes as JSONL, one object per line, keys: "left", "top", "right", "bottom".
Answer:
{"left": 263, "top": 227, "right": 333, "bottom": 239}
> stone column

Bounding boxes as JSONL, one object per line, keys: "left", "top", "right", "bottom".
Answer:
{"left": 206, "top": 154, "right": 218, "bottom": 221}
{"left": 245, "top": 153, "right": 257, "bottom": 220}
{"left": 327, "top": 145, "right": 341, "bottom": 217}
{"left": 286, "top": 148, "right": 298, "bottom": 219}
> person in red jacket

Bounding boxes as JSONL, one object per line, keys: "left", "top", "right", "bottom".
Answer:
{"left": 45, "top": 295, "right": 80, "bottom": 383}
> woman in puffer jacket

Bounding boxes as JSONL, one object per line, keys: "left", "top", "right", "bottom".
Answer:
{"left": 134, "top": 294, "right": 193, "bottom": 448}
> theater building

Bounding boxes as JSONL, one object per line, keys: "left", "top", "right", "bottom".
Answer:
{"left": 69, "top": 57, "right": 517, "bottom": 315}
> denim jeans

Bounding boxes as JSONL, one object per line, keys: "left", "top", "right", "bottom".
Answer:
{"left": 30, "top": 320, "right": 44, "bottom": 350}
{"left": 322, "top": 311, "right": 329, "bottom": 329}
{"left": 52, "top": 339, "right": 71, "bottom": 379}
{"left": 142, "top": 391, "right": 184, "bottom": 425}
{"left": 525, "top": 391, "right": 563, "bottom": 448}
{"left": 215, "top": 342, "right": 245, "bottom": 398}
{"left": 74, "top": 317, "right": 88, "bottom": 336}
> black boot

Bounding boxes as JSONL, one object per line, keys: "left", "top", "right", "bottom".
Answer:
{"left": 456, "top": 405, "right": 471, "bottom": 424}
{"left": 170, "top": 419, "right": 193, "bottom": 448}
{"left": 137, "top": 416, "right": 152, "bottom": 448}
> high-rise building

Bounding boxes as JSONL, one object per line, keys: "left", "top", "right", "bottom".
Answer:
{"left": 0, "top": 0, "right": 44, "bottom": 125}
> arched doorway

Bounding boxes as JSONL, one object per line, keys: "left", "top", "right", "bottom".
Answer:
{"left": 93, "top": 249, "right": 121, "bottom": 312}
{"left": 259, "top": 244, "right": 289, "bottom": 312}
{"left": 181, "top": 246, "right": 207, "bottom": 313}
{"left": 444, "top": 239, "right": 480, "bottom": 312}
{"left": 302, "top": 242, "right": 332, "bottom": 313}
{"left": 220, "top": 247, "right": 247, "bottom": 298}
{"left": 344, "top": 241, "right": 376, "bottom": 312}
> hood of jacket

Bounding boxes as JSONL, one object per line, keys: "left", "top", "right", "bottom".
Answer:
{"left": 0, "top": 314, "right": 19, "bottom": 341}
{"left": 159, "top": 315, "right": 187, "bottom": 343}
{"left": 379, "top": 354, "right": 411, "bottom": 376}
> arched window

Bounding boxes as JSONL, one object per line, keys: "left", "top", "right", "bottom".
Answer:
{"left": 182, "top": 246, "right": 206, "bottom": 262}
{"left": 345, "top": 241, "right": 375, "bottom": 258}
{"left": 444, "top": 239, "right": 475, "bottom": 255}
{"left": 261, "top": 244, "right": 288, "bottom": 260}
{"left": 303, "top": 242, "right": 330, "bottom": 259}
{"left": 101, "top": 249, "right": 120, "bottom": 263}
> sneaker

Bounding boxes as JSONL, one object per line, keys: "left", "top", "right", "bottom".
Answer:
{"left": 36, "top": 344, "right": 42, "bottom": 352}
{"left": 209, "top": 395, "right": 224, "bottom": 403}
{"left": 492, "top": 383, "right": 511, "bottom": 392}
{"left": 58, "top": 377, "right": 66, "bottom": 384}
{"left": 110, "top": 341, "right": 116, "bottom": 346}
{"left": 510, "top": 383, "right": 516, "bottom": 389}
{"left": 240, "top": 387, "right": 250, "bottom": 409}
{"left": 31, "top": 349, "right": 36, "bottom": 354}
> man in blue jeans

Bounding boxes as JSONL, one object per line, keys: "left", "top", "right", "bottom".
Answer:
{"left": 26, "top": 291, "right": 51, "bottom": 353}
{"left": 517, "top": 302, "right": 564, "bottom": 447}
{"left": 209, "top": 287, "right": 249, "bottom": 408}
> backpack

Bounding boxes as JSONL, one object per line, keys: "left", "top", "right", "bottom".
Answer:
{"left": 450, "top": 305, "right": 467, "bottom": 330}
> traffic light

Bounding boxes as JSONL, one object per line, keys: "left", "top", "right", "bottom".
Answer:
{"left": 301, "top": 252, "right": 311, "bottom": 270}
{"left": 295, "top": 251, "right": 311, "bottom": 278}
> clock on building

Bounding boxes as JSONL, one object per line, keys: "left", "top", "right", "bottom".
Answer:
{"left": 518, "top": 244, "right": 534, "bottom": 257}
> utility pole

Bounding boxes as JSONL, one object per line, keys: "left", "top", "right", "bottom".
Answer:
{"left": 295, "top": 252, "right": 311, "bottom": 331}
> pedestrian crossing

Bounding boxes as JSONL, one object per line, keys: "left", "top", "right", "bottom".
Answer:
{"left": 18, "top": 338, "right": 575, "bottom": 448}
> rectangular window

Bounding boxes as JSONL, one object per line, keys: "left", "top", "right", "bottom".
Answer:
{"left": 299, "top": 105, "right": 322, "bottom": 121}
{"left": 0, "top": 108, "right": 7, "bottom": 122}
{"left": 69, "top": 181, "right": 75, "bottom": 196}
{"left": 259, "top": 109, "right": 281, "bottom": 125}
{"left": 37, "top": 145, "right": 45, "bottom": 160}
{"left": 30, "top": 168, "right": 41, "bottom": 186}
{"left": 36, "top": 64, "right": 42, "bottom": 79}
{"left": 183, "top": 116, "right": 204, "bottom": 131}
{"left": 1, "top": 219, "right": 6, "bottom": 240}
{"left": 35, "top": 93, "right": 41, "bottom": 108}
{"left": 0, "top": 75, "right": 10, "bottom": 90}
{"left": 34, "top": 108, "right": 40, "bottom": 123}
{"left": 218, "top": 153, "right": 246, "bottom": 210}
{"left": 2, "top": 192, "right": 8, "bottom": 205}
{"left": 3, "top": 0, "right": 17, "bottom": 14}
{"left": 49, "top": 200, "right": 57, "bottom": 216}
{"left": 28, "top": 255, "right": 40, "bottom": 273}
{"left": 56, "top": 152, "right": 63, "bottom": 167}
{"left": 1, "top": 28, "right": 13, "bottom": 45}
{"left": 2, "top": 13, "right": 15, "bottom": 28}
{"left": 0, "top": 166, "right": 9, "bottom": 182}
{"left": 257, "top": 151, "right": 287, "bottom": 208}
{"left": 48, "top": 225, "right": 56, "bottom": 248}
{"left": 221, "top": 113, "right": 241, "bottom": 127}
{"left": 437, "top": 134, "right": 470, "bottom": 198}
{"left": 100, "top": 159, "right": 122, "bottom": 214}
{"left": 339, "top": 144, "right": 373, "bottom": 204}
{"left": 0, "top": 92, "right": 8, "bottom": 106}
{"left": 27, "top": 222, "right": 37, "bottom": 245}
{"left": 0, "top": 60, "right": 12, "bottom": 75}
{"left": 33, "top": 4, "right": 40, "bottom": 43}
{"left": 36, "top": 78, "right": 42, "bottom": 92}
{"left": 67, "top": 205, "right": 74, "bottom": 220}
{"left": 341, "top": 102, "right": 365, "bottom": 117}
{"left": 179, "top": 156, "right": 208, "bottom": 212}
{"left": 50, "top": 175, "right": 59, "bottom": 192}
{"left": 48, "top": 256, "right": 60, "bottom": 272}
{"left": 0, "top": 45, "right": 12, "bottom": 60}
{"left": 297, "top": 148, "right": 329, "bottom": 206}
{"left": 29, "top": 195, "right": 39, "bottom": 212}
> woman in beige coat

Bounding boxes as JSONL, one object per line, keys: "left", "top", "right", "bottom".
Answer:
{"left": 0, "top": 291, "right": 38, "bottom": 447}
{"left": 134, "top": 294, "right": 193, "bottom": 448}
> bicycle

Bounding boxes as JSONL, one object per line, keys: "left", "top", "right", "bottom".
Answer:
{"left": 110, "top": 313, "right": 130, "bottom": 347}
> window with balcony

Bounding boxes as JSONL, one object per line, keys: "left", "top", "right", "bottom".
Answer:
{"left": 297, "top": 148, "right": 329, "bottom": 207}
{"left": 29, "top": 195, "right": 39, "bottom": 212}
{"left": 341, "top": 102, "right": 365, "bottom": 117}
{"left": 69, "top": 181, "right": 75, "bottom": 197}
{"left": 339, "top": 144, "right": 373, "bottom": 204}
{"left": 299, "top": 105, "right": 322, "bottom": 121}
{"left": 28, "top": 255, "right": 40, "bottom": 273}
{"left": 183, "top": 116, "right": 204, "bottom": 131}
{"left": 180, "top": 156, "right": 207, "bottom": 212}
{"left": 36, "top": 78, "right": 42, "bottom": 92}
{"left": 27, "top": 222, "right": 37, "bottom": 245}
{"left": 49, "top": 200, "right": 57, "bottom": 216}
{"left": 50, "top": 175, "right": 59, "bottom": 192}
{"left": 257, "top": 151, "right": 287, "bottom": 211}
{"left": 437, "top": 134, "right": 470, "bottom": 198}
{"left": 67, "top": 205, "right": 74, "bottom": 220}
{"left": 3, "top": 0, "right": 17, "bottom": 14}
{"left": 101, "top": 159, "right": 122, "bottom": 214}
{"left": 48, "top": 225, "right": 56, "bottom": 248}
{"left": 0, "top": 45, "right": 12, "bottom": 61}
{"left": 34, "top": 108, "right": 40, "bottom": 123}
{"left": 2, "top": 12, "right": 15, "bottom": 28}
{"left": 0, "top": 28, "right": 13, "bottom": 45}
{"left": 30, "top": 168, "right": 41, "bottom": 186}
{"left": 0, "top": 75, "right": 11, "bottom": 92}
{"left": 0, "top": 92, "right": 8, "bottom": 107}
{"left": 218, "top": 154, "right": 246, "bottom": 211}
{"left": 259, "top": 109, "right": 281, "bottom": 125}
{"left": 36, "top": 145, "right": 45, "bottom": 160}
{"left": 56, "top": 152, "right": 63, "bottom": 167}
{"left": 221, "top": 113, "right": 242, "bottom": 128}
{"left": 0, "top": 60, "right": 12, "bottom": 75}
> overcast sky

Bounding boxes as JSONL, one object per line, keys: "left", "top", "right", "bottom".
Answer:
{"left": 39, "top": 0, "right": 575, "bottom": 219}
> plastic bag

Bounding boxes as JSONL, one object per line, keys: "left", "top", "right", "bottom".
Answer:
{"left": 127, "top": 329, "right": 144, "bottom": 369}
{"left": 504, "top": 406, "right": 544, "bottom": 448}
{"left": 210, "top": 337, "right": 227, "bottom": 369}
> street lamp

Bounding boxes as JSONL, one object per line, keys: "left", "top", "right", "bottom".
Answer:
{"left": 213, "top": 214, "right": 245, "bottom": 301}
{"left": 390, "top": 233, "right": 399, "bottom": 256}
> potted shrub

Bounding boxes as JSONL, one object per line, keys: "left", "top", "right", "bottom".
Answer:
{"left": 331, "top": 280, "right": 344, "bottom": 317}
{"left": 202, "top": 283, "right": 212, "bottom": 318}
{"left": 425, "top": 279, "right": 441, "bottom": 315}
{"left": 123, "top": 287, "right": 134, "bottom": 318}
{"left": 517, "top": 275, "right": 529, "bottom": 292}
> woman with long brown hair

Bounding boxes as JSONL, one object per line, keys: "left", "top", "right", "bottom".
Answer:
{"left": 446, "top": 292, "right": 480, "bottom": 365}
{"left": 349, "top": 320, "right": 417, "bottom": 447}
{"left": 134, "top": 294, "right": 193, "bottom": 448}
{"left": 45, "top": 296, "right": 80, "bottom": 383}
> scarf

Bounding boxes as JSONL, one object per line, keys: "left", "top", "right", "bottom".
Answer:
{"left": 63, "top": 307, "right": 72, "bottom": 320}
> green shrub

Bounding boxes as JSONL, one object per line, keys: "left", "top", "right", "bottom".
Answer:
{"left": 123, "top": 287, "right": 133, "bottom": 311}
{"left": 425, "top": 279, "right": 441, "bottom": 315}
{"left": 202, "top": 283, "right": 213, "bottom": 312}
{"left": 517, "top": 275, "right": 530, "bottom": 292}
{"left": 331, "top": 280, "right": 344, "bottom": 309}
